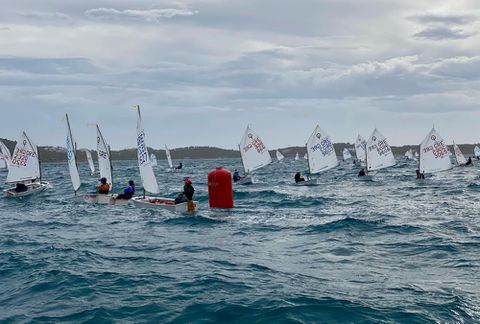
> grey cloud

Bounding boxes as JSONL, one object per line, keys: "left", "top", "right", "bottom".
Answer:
{"left": 19, "top": 11, "right": 73, "bottom": 24}
{"left": 430, "top": 56, "right": 480, "bottom": 79}
{"left": 414, "top": 27, "right": 474, "bottom": 40}
{"left": 408, "top": 14, "right": 475, "bottom": 26}
{"left": 0, "top": 57, "right": 99, "bottom": 75}
{"left": 84, "top": 7, "right": 198, "bottom": 22}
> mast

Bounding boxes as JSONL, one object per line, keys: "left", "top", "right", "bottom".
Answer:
{"left": 108, "top": 144, "right": 113, "bottom": 193}
{"left": 364, "top": 141, "right": 368, "bottom": 175}
{"left": 305, "top": 142, "right": 312, "bottom": 174}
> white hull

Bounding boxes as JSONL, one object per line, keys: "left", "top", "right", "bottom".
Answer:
{"left": 83, "top": 193, "right": 131, "bottom": 205}
{"left": 4, "top": 181, "right": 49, "bottom": 197}
{"left": 234, "top": 175, "right": 253, "bottom": 185}
{"left": 294, "top": 178, "right": 318, "bottom": 186}
{"left": 357, "top": 175, "right": 373, "bottom": 181}
{"left": 132, "top": 196, "right": 198, "bottom": 212}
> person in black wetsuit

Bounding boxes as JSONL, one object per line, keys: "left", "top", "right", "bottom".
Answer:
{"left": 175, "top": 162, "right": 183, "bottom": 170}
{"left": 358, "top": 168, "right": 366, "bottom": 177}
{"left": 416, "top": 169, "right": 425, "bottom": 179}
{"left": 466, "top": 157, "right": 473, "bottom": 166}
{"left": 233, "top": 169, "right": 242, "bottom": 182}
{"left": 14, "top": 183, "right": 28, "bottom": 193}
{"left": 294, "top": 172, "right": 305, "bottom": 183}
{"left": 183, "top": 177, "right": 195, "bottom": 201}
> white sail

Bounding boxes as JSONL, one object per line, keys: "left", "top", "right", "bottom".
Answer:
{"left": 96, "top": 125, "right": 113, "bottom": 192}
{"left": 150, "top": 153, "right": 158, "bottom": 166}
{"left": 303, "top": 153, "right": 307, "bottom": 160}
{"left": 165, "top": 145, "right": 173, "bottom": 169}
{"left": 65, "top": 114, "right": 81, "bottom": 193}
{"left": 294, "top": 152, "right": 299, "bottom": 161}
{"left": 343, "top": 148, "right": 352, "bottom": 160}
{"left": 474, "top": 146, "right": 480, "bottom": 158}
{"left": 419, "top": 128, "right": 452, "bottom": 174}
{"left": 85, "top": 150, "right": 95, "bottom": 174}
{"left": 366, "top": 128, "right": 396, "bottom": 172}
{"left": 0, "top": 140, "right": 11, "bottom": 169}
{"left": 136, "top": 106, "right": 160, "bottom": 194}
{"left": 239, "top": 125, "right": 272, "bottom": 174}
{"left": 404, "top": 149, "right": 413, "bottom": 160}
{"left": 6, "top": 132, "right": 41, "bottom": 183}
{"left": 453, "top": 142, "right": 467, "bottom": 165}
{"left": 276, "top": 150, "right": 284, "bottom": 161}
{"left": 414, "top": 151, "right": 419, "bottom": 157}
{"left": 355, "top": 134, "right": 367, "bottom": 162}
{"left": 306, "top": 125, "right": 338, "bottom": 174}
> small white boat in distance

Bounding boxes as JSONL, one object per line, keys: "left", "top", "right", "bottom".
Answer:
{"left": 0, "top": 140, "right": 11, "bottom": 171}
{"left": 3, "top": 132, "right": 49, "bottom": 197}
{"left": 150, "top": 153, "right": 158, "bottom": 167}
{"left": 294, "top": 152, "right": 299, "bottom": 161}
{"left": 165, "top": 145, "right": 174, "bottom": 169}
{"left": 453, "top": 141, "right": 467, "bottom": 166}
{"left": 342, "top": 148, "right": 352, "bottom": 161}
{"left": 474, "top": 146, "right": 480, "bottom": 159}
{"left": 236, "top": 125, "right": 272, "bottom": 185}
{"left": 276, "top": 150, "right": 285, "bottom": 162}
{"left": 355, "top": 134, "right": 367, "bottom": 164}
{"left": 84, "top": 149, "right": 96, "bottom": 175}
{"left": 297, "top": 125, "right": 338, "bottom": 186}
{"left": 419, "top": 128, "right": 452, "bottom": 174}
{"left": 66, "top": 113, "right": 81, "bottom": 195}
{"left": 131, "top": 106, "right": 197, "bottom": 212}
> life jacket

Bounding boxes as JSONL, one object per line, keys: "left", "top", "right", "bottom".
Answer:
{"left": 98, "top": 183, "right": 110, "bottom": 193}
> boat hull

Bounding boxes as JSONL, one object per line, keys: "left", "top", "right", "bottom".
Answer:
{"left": 3, "top": 181, "right": 49, "bottom": 197}
{"left": 234, "top": 175, "right": 253, "bottom": 185}
{"left": 132, "top": 196, "right": 198, "bottom": 212}
{"left": 294, "top": 178, "right": 318, "bottom": 186}
{"left": 83, "top": 193, "right": 131, "bottom": 205}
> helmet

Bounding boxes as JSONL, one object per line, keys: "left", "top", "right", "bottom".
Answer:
{"left": 184, "top": 177, "right": 192, "bottom": 184}
{"left": 100, "top": 177, "right": 107, "bottom": 184}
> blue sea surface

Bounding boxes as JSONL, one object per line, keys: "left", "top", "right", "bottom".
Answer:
{"left": 1, "top": 158, "right": 479, "bottom": 323}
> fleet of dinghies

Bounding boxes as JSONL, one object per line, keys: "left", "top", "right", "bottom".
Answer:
{"left": 2, "top": 109, "right": 478, "bottom": 214}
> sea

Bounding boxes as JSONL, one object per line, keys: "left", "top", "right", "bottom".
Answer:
{"left": 1, "top": 158, "right": 479, "bottom": 323}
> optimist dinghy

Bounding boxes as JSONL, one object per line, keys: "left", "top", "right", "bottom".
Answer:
{"left": 131, "top": 106, "right": 198, "bottom": 212}
{"left": 418, "top": 128, "right": 452, "bottom": 176}
{"left": 3, "top": 132, "right": 49, "bottom": 197}
{"left": 0, "top": 140, "right": 11, "bottom": 172}
{"left": 363, "top": 128, "right": 396, "bottom": 177}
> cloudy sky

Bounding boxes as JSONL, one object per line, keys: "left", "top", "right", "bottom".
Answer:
{"left": 0, "top": 0, "right": 479, "bottom": 149}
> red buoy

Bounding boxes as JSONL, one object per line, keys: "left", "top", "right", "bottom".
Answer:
{"left": 208, "top": 167, "right": 234, "bottom": 208}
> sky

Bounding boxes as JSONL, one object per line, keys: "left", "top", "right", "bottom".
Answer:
{"left": 0, "top": 0, "right": 479, "bottom": 150}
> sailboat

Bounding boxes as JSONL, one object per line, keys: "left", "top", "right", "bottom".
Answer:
{"left": 3, "top": 132, "right": 49, "bottom": 197}
{"left": 276, "top": 150, "right": 285, "bottom": 162}
{"left": 150, "top": 153, "right": 158, "bottom": 167}
{"left": 131, "top": 106, "right": 197, "bottom": 212}
{"left": 164, "top": 145, "right": 174, "bottom": 170}
{"left": 365, "top": 128, "right": 396, "bottom": 176}
{"left": 419, "top": 128, "right": 452, "bottom": 175}
{"left": 294, "top": 152, "right": 299, "bottom": 161}
{"left": 299, "top": 125, "right": 338, "bottom": 186}
{"left": 303, "top": 153, "right": 307, "bottom": 160}
{"left": 355, "top": 134, "right": 367, "bottom": 165}
{"left": 66, "top": 114, "right": 81, "bottom": 195}
{"left": 237, "top": 125, "right": 272, "bottom": 185}
{"left": 342, "top": 148, "right": 352, "bottom": 161}
{"left": 404, "top": 149, "right": 413, "bottom": 160}
{"left": 474, "top": 146, "right": 480, "bottom": 159}
{"left": 453, "top": 142, "right": 467, "bottom": 166}
{"left": 0, "top": 140, "right": 11, "bottom": 171}
{"left": 84, "top": 149, "right": 96, "bottom": 175}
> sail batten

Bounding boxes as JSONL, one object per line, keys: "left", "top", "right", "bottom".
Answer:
{"left": 136, "top": 106, "right": 160, "bottom": 194}
{"left": 306, "top": 125, "right": 338, "bottom": 174}
{"left": 419, "top": 128, "right": 452, "bottom": 174}
{"left": 239, "top": 125, "right": 272, "bottom": 174}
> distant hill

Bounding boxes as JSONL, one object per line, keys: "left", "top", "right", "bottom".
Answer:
{"left": 0, "top": 138, "right": 478, "bottom": 163}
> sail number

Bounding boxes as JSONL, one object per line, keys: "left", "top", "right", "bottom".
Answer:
{"left": 137, "top": 132, "right": 148, "bottom": 165}
{"left": 11, "top": 147, "right": 34, "bottom": 166}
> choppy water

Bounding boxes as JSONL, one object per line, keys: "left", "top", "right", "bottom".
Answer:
{"left": 1, "top": 158, "right": 480, "bottom": 323}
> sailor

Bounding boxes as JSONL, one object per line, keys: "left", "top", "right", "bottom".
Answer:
{"left": 183, "top": 177, "right": 195, "bottom": 201}
{"left": 416, "top": 169, "right": 425, "bottom": 179}
{"left": 466, "top": 157, "right": 473, "bottom": 166}
{"left": 358, "top": 168, "right": 366, "bottom": 177}
{"left": 97, "top": 177, "right": 110, "bottom": 194}
{"left": 14, "top": 183, "right": 28, "bottom": 193}
{"left": 294, "top": 172, "right": 305, "bottom": 183}
{"left": 232, "top": 169, "right": 242, "bottom": 182}
{"left": 175, "top": 162, "right": 183, "bottom": 170}
{"left": 116, "top": 180, "right": 135, "bottom": 199}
